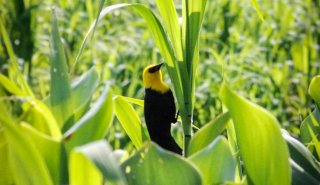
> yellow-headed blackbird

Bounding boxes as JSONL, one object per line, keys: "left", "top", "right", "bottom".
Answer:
{"left": 143, "top": 63, "right": 182, "bottom": 155}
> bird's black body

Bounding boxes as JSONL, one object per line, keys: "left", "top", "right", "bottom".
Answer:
{"left": 144, "top": 88, "right": 182, "bottom": 155}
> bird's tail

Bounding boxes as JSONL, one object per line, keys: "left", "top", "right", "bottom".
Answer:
{"left": 156, "top": 135, "right": 182, "bottom": 155}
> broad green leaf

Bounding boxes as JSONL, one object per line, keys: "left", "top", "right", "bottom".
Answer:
{"left": 308, "top": 122, "right": 320, "bottom": 159}
{"left": 227, "top": 120, "right": 243, "bottom": 182}
{"left": 70, "top": 140, "right": 126, "bottom": 185}
{"left": 49, "top": 9, "right": 73, "bottom": 127}
{"left": 22, "top": 98, "right": 61, "bottom": 139}
{"left": 20, "top": 123, "right": 62, "bottom": 185}
{"left": 0, "top": 20, "right": 34, "bottom": 97}
{"left": 309, "top": 75, "right": 320, "bottom": 104}
{"left": 0, "top": 129, "right": 14, "bottom": 185}
{"left": 282, "top": 131, "right": 320, "bottom": 182}
{"left": 0, "top": 104, "right": 53, "bottom": 185}
{"left": 71, "top": 67, "right": 100, "bottom": 121}
{"left": 182, "top": 0, "right": 207, "bottom": 76}
{"left": 189, "top": 136, "right": 236, "bottom": 185}
{"left": 155, "top": 0, "right": 183, "bottom": 61}
{"left": 300, "top": 108, "right": 320, "bottom": 144}
{"left": 219, "top": 83, "right": 291, "bottom": 185}
{"left": 290, "top": 160, "right": 320, "bottom": 185}
{"left": 114, "top": 96, "right": 144, "bottom": 149}
{"left": 64, "top": 84, "right": 114, "bottom": 152}
{"left": 188, "top": 111, "right": 230, "bottom": 155}
{"left": 69, "top": 150, "right": 103, "bottom": 185}
{"left": 44, "top": 67, "right": 100, "bottom": 122}
{"left": 121, "top": 142, "right": 202, "bottom": 185}
{"left": 0, "top": 74, "right": 24, "bottom": 96}
{"left": 117, "top": 96, "right": 144, "bottom": 107}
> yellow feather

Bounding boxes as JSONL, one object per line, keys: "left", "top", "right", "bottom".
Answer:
{"left": 143, "top": 64, "right": 170, "bottom": 94}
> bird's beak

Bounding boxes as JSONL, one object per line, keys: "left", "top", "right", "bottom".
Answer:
{"left": 149, "top": 63, "right": 164, "bottom": 73}
{"left": 154, "top": 62, "right": 164, "bottom": 71}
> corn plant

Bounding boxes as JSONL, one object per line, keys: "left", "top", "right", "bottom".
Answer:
{"left": 1, "top": 0, "right": 320, "bottom": 185}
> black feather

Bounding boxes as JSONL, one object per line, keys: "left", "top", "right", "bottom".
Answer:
{"left": 144, "top": 88, "right": 182, "bottom": 155}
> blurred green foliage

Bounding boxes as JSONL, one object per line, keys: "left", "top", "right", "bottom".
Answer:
{"left": 1, "top": 0, "right": 319, "bottom": 144}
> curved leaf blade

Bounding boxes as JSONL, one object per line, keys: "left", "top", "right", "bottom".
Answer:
{"left": 121, "top": 142, "right": 202, "bottom": 185}
{"left": 114, "top": 96, "right": 145, "bottom": 149}
{"left": 20, "top": 123, "right": 62, "bottom": 185}
{"left": 188, "top": 111, "right": 230, "bottom": 155}
{"left": 283, "top": 131, "right": 320, "bottom": 182}
{"left": 219, "top": 83, "right": 291, "bottom": 185}
{"left": 0, "top": 105, "right": 53, "bottom": 185}
{"left": 49, "top": 9, "right": 73, "bottom": 127}
{"left": 189, "top": 136, "right": 236, "bottom": 185}
{"left": 70, "top": 140, "right": 127, "bottom": 185}
{"left": 64, "top": 84, "right": 114, "bottom": 151}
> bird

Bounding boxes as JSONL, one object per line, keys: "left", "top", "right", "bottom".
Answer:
{"left": 142, "top": 63, "right": 182, "bottom": 155}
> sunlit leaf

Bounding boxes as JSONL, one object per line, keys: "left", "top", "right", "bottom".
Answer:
{"left": 117, "top": 96, "right": 144, "bottom": 107}
{"left": 20, "top": 123, "right": 62, "bottom": 185}
{"left": 300, "top": 108, "right": 320, "bottom": 146}
{"left": 189, "top": 136, "right": 236, "bottom": 185}
{"left": 0, "top": 104, "right": 53, "bottom": 185}
{"left": 121, "top": 142, "right": 202, "bottom": 185}
{"left": 49, "top": 9, "right": 73, "bottom": 127}
{"left": 0, "top": 20, "right": 34, "bottom": 97}
{"left": 114, "top": 96, "right": 145, "bottom": 149}
{"left": 219, "top": 83, "right": 291, "bottom": 185}
{"left": 309, "top": 75, "right": 320, "bottom": 104}
{"left": 0, "top": 129, "right": 14, "bottom": 185}
{"left": 188, "top": 111, "right": 230, "bottom": 155}
{"left": 71, "top": 67, "right": 100, "bottom": 121}
{"left": 64, "top": 84, "right": 114, "bottom": 152}
{"left": 22, "top": 98, "right": 61, "bottom": 139}
{"left": 0, "top": 74, "right": 24, "bottom": 96}
{"left": 70, "top": 141, "right": 126, "bottom": 185}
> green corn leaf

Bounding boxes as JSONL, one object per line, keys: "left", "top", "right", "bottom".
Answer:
{"left": 116, "top": 96, "right": 144, "bottom": 107}
{"left": 155, "top": 0, "right": 183, "bottom": 61}
{"left": 0, "top": 20, "right": 34, "bottom": 97}
{"left": 114, "top": 96, "right": 145, "bottom": 149}
{"left": 0, "top": 74, "right": 24, "bottom": 96}
{"left": 188, "top": 111, "right": 230, "bottom": 155}
{"left": 44, "top": 67, "right": 100, "bottom": 123}
{"left": 69, "top": 149, "right": 103, "bottom": 185}
{"left": 64, "top": 84, "right": 114, "bottom": 152}
{"left": 290, "top": 160, "right": 320, "bottom": 185}
{"left": 0, "top": 104, "right": 53, "bottom": 185}
{"left": 0, "top": 129, "right": 14, "bottom": 185}
{"left": 21, "top": 98, "right": 61, "bottom": 139}
{"left": 308, "top": 122, "right": 320, "bottom": 159}
{"left": 20, "top": 123, "right": 62, "bottom": 185}
{"left": 70, "top": 140, "right": 127, "bottom": 185}
{"left": 219, "top": 83, "right": 291, "bottom": 185}
{"left": 70, "top": 67, "right": 100, "bottom": 121}
{"left": 72, "top": 0, "right": 105, "bottom": 71}
{"left": 188, "top": 136, "right": 236, "bottom": 185}
{"left": 182, "top": 0, "right": 207, "bottom": 77}
{"left": 121, "top": 142, "right": 202, "bottom": 185}
{"left": 49, "top": 9, "right": 73, "bottom": 128}
{"left": 309, "top": 75, "right": 320, "bottom": 104}
{"left": 282, "top": 131, "right": 320, "bottom": 182}
{"left": 300, "top": 108, "right": 320, "bottom": 146}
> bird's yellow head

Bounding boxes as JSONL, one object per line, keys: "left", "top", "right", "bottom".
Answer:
{"left": 143, "top": 63, "right": 170, "bottom": 93}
